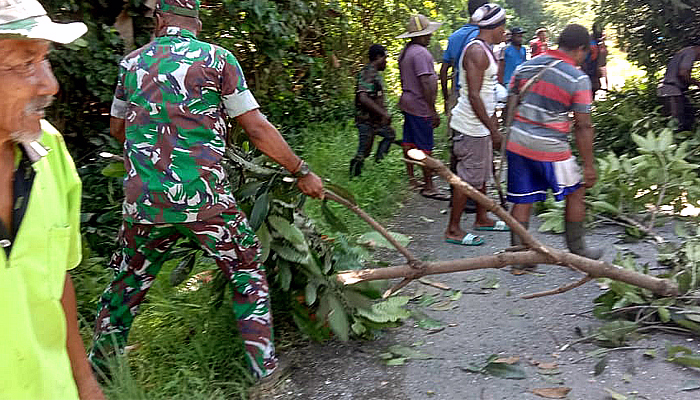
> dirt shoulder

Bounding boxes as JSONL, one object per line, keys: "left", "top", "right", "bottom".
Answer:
{"left": 271, "top": 191, "right": 700, "bottom": 400}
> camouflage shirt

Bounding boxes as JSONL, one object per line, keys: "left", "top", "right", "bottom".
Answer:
{"left": 110, "top": 27, "right": 259, "bottom": 224}
{"left": 354, "top": 64, "right": 387, "bottom": 125}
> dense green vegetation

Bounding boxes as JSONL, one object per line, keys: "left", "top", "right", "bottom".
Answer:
{"left": 38, "top": 0, "right": 700, "bottom": 398}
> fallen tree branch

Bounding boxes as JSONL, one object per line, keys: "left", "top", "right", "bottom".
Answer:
{"left": 615, "top": 214, "right": 665, "bottom": 244}
{"left": 336, "top": 250, "right": 678, "bottom": 297}
{"left": 330, "top": 152, "right": 678, "bottom": 299}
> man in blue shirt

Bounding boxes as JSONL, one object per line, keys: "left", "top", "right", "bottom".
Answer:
{"left": 439, "top": 0, "right": 487, "bottom": 116}
{"left": 498, "top": 26, "right": 527, "bottom": 85}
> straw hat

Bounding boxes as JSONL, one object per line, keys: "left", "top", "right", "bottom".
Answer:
{"left": 396, "top": 14, "right": 442, "bottom": 39}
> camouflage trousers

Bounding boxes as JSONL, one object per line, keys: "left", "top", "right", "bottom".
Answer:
{"left": 89, "top": 208, "right": 276, "bottom": 380}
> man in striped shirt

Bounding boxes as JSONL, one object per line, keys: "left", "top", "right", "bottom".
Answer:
{"left": 506, "top": 24, "right": 602, "bottom": 270}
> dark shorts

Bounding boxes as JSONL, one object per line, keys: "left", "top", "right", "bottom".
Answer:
{"left": 506, "top": 151, "right": 582, "bottom": 204}
{"left": 402, "top": 112, "right": 434, "bottom": 151}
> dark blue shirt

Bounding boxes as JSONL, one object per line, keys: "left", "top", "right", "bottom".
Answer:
{"left": 502, "top": 44, "right": 527, "bottom": 86}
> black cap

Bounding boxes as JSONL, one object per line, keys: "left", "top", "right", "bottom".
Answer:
{"left": 511, "top": 27, "right": 526, "bottom": 35}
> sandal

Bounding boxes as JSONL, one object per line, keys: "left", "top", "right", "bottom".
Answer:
{"left": 475, "top": 220, "right": 510, "bottom": 231}
{"left": 445, "top": 233, "right": 484, "bottom": 246}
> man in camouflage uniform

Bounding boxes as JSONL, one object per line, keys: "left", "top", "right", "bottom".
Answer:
{"left": 89, "top": 0, "right": 324, "bottom": 383}
{"left": 349, "top": 44, "right": 395, "bottom": 177}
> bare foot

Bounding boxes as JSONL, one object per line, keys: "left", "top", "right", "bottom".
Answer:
{"left": 444, "top": 228, "right": 468, "bottom": 242}
{"left": 473, "top": 217, "right": 496, "bottom": 229}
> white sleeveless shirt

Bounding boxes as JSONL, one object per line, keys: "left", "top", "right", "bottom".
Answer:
{"left": 450, "top": 39, "right": 498, "bottom": 137}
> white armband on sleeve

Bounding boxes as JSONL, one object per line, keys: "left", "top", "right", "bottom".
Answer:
{"left": 111, "top": 97, "right": 128, "bottom": 119}
{"left": 223, "top": 90, "right": 260, "bottom": 118}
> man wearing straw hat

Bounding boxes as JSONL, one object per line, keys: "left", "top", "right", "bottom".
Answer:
{"left": 0, "top": 0, "right": 105, "bottom": 398}
{"left": 397, "top": 13, "right": 444, "bottom": 198}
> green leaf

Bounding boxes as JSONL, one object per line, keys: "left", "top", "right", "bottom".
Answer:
{"left": 321, "top": 201, "right": 348, "bottom": 233}
{"left": 351, "top": 321, "right": 367, "bottom": 336}
{"left": 268, "top": 215, "right": 306, "bottom": 246}
{"left": 101, "top": 162, "right": 126, "bottom": 178}
{"left": 358, "top": 231, "right": 410, "bottom": 249}
{"left": 658, "top": 306, "right": 671, "bottom": 323}
{"left": 304, "top": 282, "right": 318, "bottom": 305}
{"left": 385, "top": 357, "right": 407, "bottom": 366}
{"left": 249, "top": 191, "right": 270, "bottom": 231}
{"left": 169, "top": 252, "right": 196, "bottom": 287}
{"left": 277, "top": 260, "right": 292, "bottom": 291}
{"left": 411, "top": 310, "right": 445, "bottom": 331}
{"left": 591, "top": 200, "right": 620, "bottom": 215}
{"left": 236, "top": 181, "right": 264, "bottom": 200}
{"left": 680, "top": 380, "right": 700, "bottom": 392}
{"left": 484, "top": 362, "right": 526, "bottom": 379}
{"left": 594, "top": 357, "right": 608, "bottom": 376}
{"left": 256, "top": 223, "right": 271, "bottom": 263}
{"left": 270, "top": 242, "right": 309, "bottom": 264}
{"left": 388, "top": 345, "right": 432, "bottom": 360}
{"left": 604, "top": 388, "right": 628, "bottom": 400}
{"left": 326, "top": 295, "right": 350, "bottom": 341}
{"left": 357, "top": 296, "right": 411, "bottom": 323}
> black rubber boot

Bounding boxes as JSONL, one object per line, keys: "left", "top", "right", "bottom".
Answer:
{"left": 349, "top": 158, "right": 363, "bottom": 177}
{"left": 565, "top": 221, "right": 604, "bottom": 259}
{"left": 511, "top": 221, "right": 537, "bottom": 272}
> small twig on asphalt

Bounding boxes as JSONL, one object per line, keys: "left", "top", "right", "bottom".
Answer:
{"left": 522, "top": 276, "right": 592, "bottom": 299}
{"left": 383, "top": 278, "right": 413, "bottom": 299}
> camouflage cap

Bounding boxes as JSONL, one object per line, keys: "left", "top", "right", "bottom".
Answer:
{"left": 0, "top": 0, "right": 87, "bottom": 44}
{"left": 156, "top": 0, "right": 199, "bottom": 18}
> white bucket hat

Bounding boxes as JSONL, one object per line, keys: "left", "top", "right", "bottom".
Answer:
{"left": 396, "top": 14, "right": 442, "bottom": 39}
{"left": 0, "top": 0, "right": 87, "bottom": 44}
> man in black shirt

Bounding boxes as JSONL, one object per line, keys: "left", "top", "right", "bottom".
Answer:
{"left": 657, "top": 45, "right": 700, "bottom": 132}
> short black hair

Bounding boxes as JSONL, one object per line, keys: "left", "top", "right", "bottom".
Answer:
{"left": 468, "top": 0, "right": 488, "bottom": 16}
{"left": 369, "top": 44, "right": 386, "bottom": 62}
{"left": 557, "top": 24, "right": 590, "bottom": 51}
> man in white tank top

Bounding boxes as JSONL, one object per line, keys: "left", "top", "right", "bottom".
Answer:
{"left": 445, "top": 4, "right": 509, "bottom": 247}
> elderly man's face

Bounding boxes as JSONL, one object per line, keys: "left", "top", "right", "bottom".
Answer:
{"left": 0, "top": 39, "right": 58, "bottom": 143}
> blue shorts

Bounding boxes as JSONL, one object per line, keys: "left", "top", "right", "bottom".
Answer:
{"left": 402, "top": 112, "right": 434, "bottom": 151}
{"left": 506, "top": 151, "right": 582, "bottom": 204}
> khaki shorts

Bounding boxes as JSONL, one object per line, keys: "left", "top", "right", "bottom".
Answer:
{"left": 453, "top": 133, "right": 492, "bottom": 187}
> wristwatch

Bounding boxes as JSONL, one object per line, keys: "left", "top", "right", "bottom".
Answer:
{"left": 292, "top": 161, "right": 311, "bottom": 178}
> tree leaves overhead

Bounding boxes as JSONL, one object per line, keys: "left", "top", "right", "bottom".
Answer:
{"left": 598, "top": 0, "right": 700, "bottom": 74}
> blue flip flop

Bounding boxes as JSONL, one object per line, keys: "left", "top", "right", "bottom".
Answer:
{"left": 475, "top": 220, "right": 510, "bottom": 231}
{"left": 445, "top": 233, "right": 484, "bottom": 246}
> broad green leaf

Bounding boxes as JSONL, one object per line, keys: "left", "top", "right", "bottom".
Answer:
{"left": 411, "top": 310, "right": 445, "bottom": 331}
{"left": 270, "top": 242, "right": 309, "bottom": 264}
{"left": 268, "top": 214, "right": 306, "bottom": 245}
{"left": 320, "top": 201, "right": 348, "bottom": 233}
{"left": 277, "top": 260, "right": 292, "bottom": 291}
{"left": 326, "top": 295, "right": 350, "bottom": 341}
{"left": 385, "top": 357, "right": 407, "bottom": 366}
{"left": 680, "top": 380, "right": 700, "bottom": 392}
{"left": 256, "top": 223, "right": 271, "bottom": 263}
{"left": 351, "top": 321, "right": 367, "bottom": 336}
{"left": 304, "top": 282, "right": 318, "bottom": 305}
{"left": 484, "top": 362, "right": 526, "bottom": 379}
{"left": 249, "top": 191, "right": 270, "bottom": 231}
{"left": 591, "top": 200, "right": 620, "bottom": 215}
{"left": 236, "top": 181, "right": 264, "bottom": 200}
{"left": 358, "top": 231, "right": 410, "bottom": 249}
{"left": 658, "top": 306, "right": 671, "bottom": 323}
{"left": 594, "top": 357, "right": 608, "bottom": 376}
{"left": 388, "top": 345, "right": 432, "bottom": 360}
{"left": 604, "top": 388, "right": 627, "bottom": 400}
{"left": 101, "top": 162, "right": 126, "bottom": 178}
